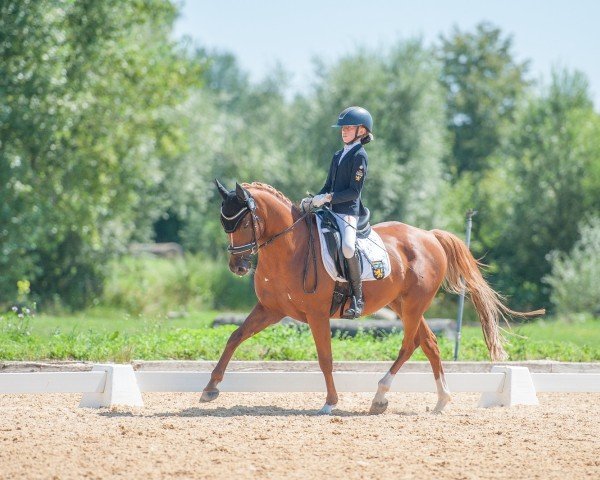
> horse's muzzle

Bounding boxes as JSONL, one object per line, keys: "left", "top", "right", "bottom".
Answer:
{"left": 229, "top": 255, "right": 251, "bottom": 276}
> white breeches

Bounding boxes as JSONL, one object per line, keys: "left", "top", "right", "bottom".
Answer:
{"left": 334, "top": 214, "right": 358, "bottom": 259}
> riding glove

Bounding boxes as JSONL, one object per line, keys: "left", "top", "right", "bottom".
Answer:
{"left": 300, "top": 197, "right": 313, "bottom": 212}
{"left": 311, "top": 193, "right": 332, "bottom": 208}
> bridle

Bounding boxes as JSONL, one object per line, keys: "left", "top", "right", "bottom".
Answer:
{"left": 220, "top": 190, "right": 318, "bottom": 294}
{"left": 221, "top": 194, "right": 262, "bottom": 255}
{"left": 221, "top": 192, "right": 310, "bottom": 256}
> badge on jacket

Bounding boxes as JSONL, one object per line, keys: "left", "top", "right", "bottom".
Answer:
{"left": 355, "top": 165, "right": 364, "bottom": 182}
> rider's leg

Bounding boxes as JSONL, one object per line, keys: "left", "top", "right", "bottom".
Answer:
{"left": 344, "top": 251, "right": 363, "bottom": 318}
{"left": 335, "top": 215, "right": 362, "bottom": 318}
{"left": 338, "top": 214, "right": 358, "bottom": 260}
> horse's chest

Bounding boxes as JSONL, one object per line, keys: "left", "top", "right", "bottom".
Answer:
{"left": 255, "top": 275, "right": 303, "bottom": 310}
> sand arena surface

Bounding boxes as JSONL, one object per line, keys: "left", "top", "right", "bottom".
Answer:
{"left": 1, "top": 392, "right": 598, "bottom": 480}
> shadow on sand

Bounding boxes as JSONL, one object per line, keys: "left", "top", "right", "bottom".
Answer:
{"left": 97, "top": 404, "right": 383, "bottom": 418}
{"left": 97, "top": 404, "right": 471, "bottom": 418}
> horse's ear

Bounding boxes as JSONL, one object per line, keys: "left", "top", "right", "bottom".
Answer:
{"left": 235, "top": 182, "right": 248, "bottom": 202}
{"left": 215, "top": 179, "right": 229, "bottom": 200}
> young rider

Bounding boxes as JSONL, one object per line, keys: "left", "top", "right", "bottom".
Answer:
{"left": 302, "top": 106, "right": 373, "bottom": 318}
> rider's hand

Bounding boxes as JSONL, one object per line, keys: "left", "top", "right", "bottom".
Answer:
{"left": 311, "top": 193, "right": 332, "bottom": 208}
{"left": 300, "top": 196, "right": 313, "bottom": 212}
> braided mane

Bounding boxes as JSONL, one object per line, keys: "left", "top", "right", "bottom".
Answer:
{"left": 243, "top": 182, "right": 300, "bottom": 213}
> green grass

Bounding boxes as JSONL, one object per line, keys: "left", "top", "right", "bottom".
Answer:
{"left": 26, "top": 307, "right": 218, "bottom": 336}
{"left": 1, "top": 309, "right": 598, "bottom": 362}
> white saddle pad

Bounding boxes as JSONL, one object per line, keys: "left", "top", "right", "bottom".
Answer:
{"left": 315, "top": 215, "right": 392, "bottom": 282}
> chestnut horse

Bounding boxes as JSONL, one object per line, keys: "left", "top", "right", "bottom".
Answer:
{"left": 202, "top": 181, "right": 544, "bottom": 414}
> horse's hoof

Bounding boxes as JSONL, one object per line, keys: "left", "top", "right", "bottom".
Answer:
{"left": 432, "top": 395, "right": 451, "bottom": 413}
{"left": 317, "top": 403, "right": 337, "bottom": 415}
{"left": 369, "top": 399, "right": 389, "bottom": 415}
{"left": 200, "top": 388, "right": 220, "bottom": 403}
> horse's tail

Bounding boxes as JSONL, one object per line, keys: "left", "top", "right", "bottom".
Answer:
{"left": 431, "top": 229, "right": 545, "bottom": 361}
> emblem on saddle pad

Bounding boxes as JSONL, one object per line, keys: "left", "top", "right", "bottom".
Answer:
{"left": 371, "top": 260, "right": 385, "bottom": 280}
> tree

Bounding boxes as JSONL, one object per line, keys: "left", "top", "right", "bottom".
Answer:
{"left": 0, "top": 0, "right": 199, "bottom": 307}
{"left": 491, "top": 69, "right": 600, "bottom": 309}
{"left": 160, "top": 56, "right": 294, "bottom": 256}
{"left": 544, "top": 217, "right": 600, "bottom": 315}
{"left": 439, "top": 22, "right": 530, "bottom": 175}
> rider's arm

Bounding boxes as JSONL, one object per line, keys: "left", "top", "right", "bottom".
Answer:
{"left": 317, "top": 158, "right": 334, "bottom": 195}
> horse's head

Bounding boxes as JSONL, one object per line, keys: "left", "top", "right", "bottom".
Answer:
{"left": 216, "top": 179, "right": 263, "bottom": 276}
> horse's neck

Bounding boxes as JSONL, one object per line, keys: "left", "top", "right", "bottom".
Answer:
{"left": 256, "top": 195, "right": 308, "bottom": 263}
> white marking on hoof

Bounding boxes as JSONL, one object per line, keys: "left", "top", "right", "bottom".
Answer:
{"left": 370, "top": 372, "right": 394, "bottom": 414}
{"left": 433, "top": 375, "right": 451, "bottom": 412}
{"left": 433, "top": 394, "right": 451, "bottom": 413}
{"left": 373, "top": 372, "right": 395, "bottom": 404}
{"left": 317, "top": 403, "right": 337, "bottom": 415}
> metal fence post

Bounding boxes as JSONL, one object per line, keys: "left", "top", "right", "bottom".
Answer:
{"left": 453, "top": 209, "right": 477, "bottom": 361}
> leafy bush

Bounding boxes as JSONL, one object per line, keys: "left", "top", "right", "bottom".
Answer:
{"left": 0, "top": 308, "right": 33, "bottom": 341}
{"left": 102, "top": 254, "right": 257, "bottom": 315}
{"left": 544, "top": 217, "right": 600, "bottom": 315}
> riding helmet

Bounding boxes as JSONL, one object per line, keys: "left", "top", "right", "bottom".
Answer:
{"left": 332, "top": 106, "right": 373, "bottom": 132}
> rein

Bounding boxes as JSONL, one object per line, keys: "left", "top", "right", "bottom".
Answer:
{"left": 258, "top": 211, "right": 310, "bottom": 249}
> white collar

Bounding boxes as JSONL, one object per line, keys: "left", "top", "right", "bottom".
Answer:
{"left": 339, "top": 140, "right": 361, "bottom": 164}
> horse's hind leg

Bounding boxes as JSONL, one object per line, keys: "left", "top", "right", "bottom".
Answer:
{"left": 200, "top": 303, "right": 281, "bottom": 402}
{"left": 370, "top": 304, "right": 451, "bottom": 414}
{"left": 370, "top": 299, "right": 422, "bottom": 415}
{"left": 418, "top": 321, "right": 451, "bottom": 413}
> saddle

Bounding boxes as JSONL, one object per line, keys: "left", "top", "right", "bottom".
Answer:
{"left": 315, "top": 208, "right": 371, "bottom": 279}
{"left": 315, "top": 208, "right": 372, "bottom": 316}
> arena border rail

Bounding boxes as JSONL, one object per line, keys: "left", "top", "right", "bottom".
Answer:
{"left": 2, "top": 364, "right": 599, "bottom": 409}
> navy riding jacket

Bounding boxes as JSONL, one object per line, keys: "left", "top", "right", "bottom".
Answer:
{"left": 318, "top": 144, "right": 368, "bottom": 216}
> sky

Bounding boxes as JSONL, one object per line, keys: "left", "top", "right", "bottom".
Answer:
{"left": 174, "top": 0, "right": 600, "bottom": 108}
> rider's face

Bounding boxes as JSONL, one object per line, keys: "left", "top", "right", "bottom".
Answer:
{"left": 341, "top": 125, "right": 366, "bottom": 143}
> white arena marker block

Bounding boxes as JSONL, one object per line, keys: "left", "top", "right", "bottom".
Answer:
{"left": 79, "top": 364, "right": 143, "bottom": 408}
{"left": 478, "top": 366, "right": 539, "bottom": 408}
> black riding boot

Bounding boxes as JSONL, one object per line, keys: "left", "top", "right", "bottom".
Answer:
{"left": 343, "top": 252, "right": 363, "bottom": 319}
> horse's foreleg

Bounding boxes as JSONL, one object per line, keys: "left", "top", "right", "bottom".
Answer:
{"left": 418, "top": 321, "right": 451, "bottom": 413}
{"left": 307, "top": 316, "right": 338, "bottom": 415}
{"left": 200, "top": 303, "right": 281, "bottom": 402}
